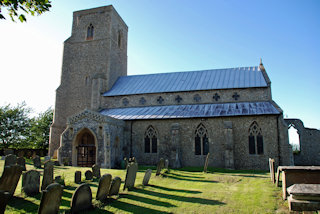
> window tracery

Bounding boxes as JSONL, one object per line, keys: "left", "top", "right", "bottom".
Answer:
{"left": 144, "top": 126, "right": 157, "bottom": 153}
{"left": 195, "top": 123, "right": 209, "bottom": 155}
{"left": 248, "top": 121, "right": 264, "bottom": 154}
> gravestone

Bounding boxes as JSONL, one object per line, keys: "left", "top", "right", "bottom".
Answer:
{"left": 33, "top": 155, "right": 41, "bottom": 168}
{"left": 70, "top": 183, "right": 92, "bottom": 213}
{"left": 92, "top": 164, "right": 101, "bottom": 178}
{"left": 62, "top": 157, "right": 69, "bottom": 166}
{"left": 75, "top": 171, "right": 81, "bottom": 184}
{"left": 109, "top": 177, "right": 121, "bottom": 196}
{"left": 54, "top": 175, "right": 65, "bottom": 186}
{"left": 203, "top": 153, "right": 210, "bottom": 173}
{"left": 0, "top": 164, "right": 23, "bottom": 195}
{"left": 4, "top": 154, "right": 17, "bottom": 167}
{"left": 17, "top": 157, "right": 26, "bottom": 171}
{"left": 85, "top": 170, "right": 93, "bottom": 180}
{"left": 123, "top": 162, "right": 138, "bottom": 190}
{"left": 22, "top": 170, "right": 40, "bottom": 196}
{"left": 96, "top": 174, "right": 112, "bottom": 201}
{"left": 156, "top": 158, "right": 165, "bottom": 176}
{"left": 142, "top": 169, "right": 152, "bottom": 186}
{"left": 269, "top": 158, "right": 275, "bottom": 183}
{"left": 38, "top": 183, "right": 63, "bottom": 214}
{"left": 165, "top": 159, "right": 169, "bottom": 169}
{"left": 287, "top": 184, "right": 320, "bottom": 211}
{"left": 0, "top": 190, "right": 11, "bottom": 213}
{"left": 41, "top": 161, "right": 54, "bottom": 191}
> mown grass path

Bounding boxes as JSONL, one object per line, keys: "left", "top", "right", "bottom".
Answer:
{"left": 0, "top": 160, "right": 290, "bottom": 213}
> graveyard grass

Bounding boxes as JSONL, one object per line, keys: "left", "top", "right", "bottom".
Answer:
{"left": 0, "top": 159, "right": 290, "bottom": 214}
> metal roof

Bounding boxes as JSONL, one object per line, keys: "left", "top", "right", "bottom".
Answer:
{"left": 100, "top": 102, "right": 279, "bottom": 120}
{"left": 103, "top": 66, "right": 267, "bottom": 96}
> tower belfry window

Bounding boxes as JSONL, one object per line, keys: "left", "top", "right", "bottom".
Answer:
{"left": 86, "top": 24, "right": 94, "bottom": 40}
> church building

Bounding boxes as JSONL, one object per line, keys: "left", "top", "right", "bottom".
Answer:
{"left": 49, "top": 5, "right": 292, "bottom": 170}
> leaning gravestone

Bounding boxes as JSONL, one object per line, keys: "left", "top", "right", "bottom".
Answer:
{"left": 38, "top": 183, "right": 63, "bottom": 214}
{"left": 156, "top": 158, "right": 165, "bottom": 176}
{"left": 75, "top": 171, "right": 81, "bottom": 184}
{"left": 17, "top": 157, "right": 26, "bottom": 171}
{"left": 0, "top": 190, "right": 11, "bottom": 214}
{"left": 0, "top": 164, "right": 23, "bottom": 195}
{"left": 4, "top": 154, "right": 17, "bottom": 167}
{"left": 109, "top": 177, "right": 121, "bottom": 196}
{"left": 142, "top": 169, "right": 152, "bottom": 186}
{"left": 123, "top": 162, "right": 138, "bottom": 190}
{"left": 203, "top": 153, "right": 210, "bottom": 173}
{"left": 41, "top": 161, "right": 54, "bottom": 191}
{"left": 22, "top": 170, "right": 40, "bottom": 196}
{"left": 33, "top": 155, "right": 41, "bottom": 168}
{"left": 92, "top": 164, "right": 101, "bottom": 178}
{"left": 85, "top": 170, "right": 93, "bottom": 180}
{"left": 269, "top": 158, "right": 275, "bottom": 183}
{"left": 96, "top": 174, "right": 112, "bottom": 201}
{"left": 70, "top": 183, "right": 92, "bottom": 213}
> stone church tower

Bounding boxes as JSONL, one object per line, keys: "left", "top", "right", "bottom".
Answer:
{"left": 49, "top": 6, "right": 128, "bottom": 156}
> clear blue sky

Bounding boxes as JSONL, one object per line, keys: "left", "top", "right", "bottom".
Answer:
{"left": 0, "top": 0, "right": 319, "bottom": 129}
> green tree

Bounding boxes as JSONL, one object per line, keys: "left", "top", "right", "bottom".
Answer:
{"left": 26, "top": 108, "right": 53, "bottom": 149}
{"left": 0, "top": 0, "right": 51, "bottom": 22}
{"left": 0, "top": 102, "right": 31, "bottom": 148}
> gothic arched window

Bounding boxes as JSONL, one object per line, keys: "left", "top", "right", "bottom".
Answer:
{"left": 86, "top": 24, "right": 94, "bottom": 40}
{"left": 195, "top": 123, "right": 209, "bottom": 155}
{"left": 248, "top": 121, "right": 264, "bottom": 155}
{"left": 144, "top": 126, "right": 157, "bottom": 153}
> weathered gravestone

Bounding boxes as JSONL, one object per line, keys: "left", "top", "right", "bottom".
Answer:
{"left": 92, "top": 164, "right": 101, "bottom": 179}
{"left": 165, "top": 159, "right": 169, "bottom": 169}
{"left": 70, "top": 183, "right": 93, "bottom": 214}
{"left": 156, "top": 158, "right": 165, "bottom": 176}
{"left": 142, "top": 169, "right": 152, "bottom": 186}
{"left": 96, "top": 174, "right": 112, "bottom": 201}
{"left": 75, "top": 171, "right": 81, "bottom": 184}
{"left": 203, "top": 153, "right": 210, "bottom": 173}
{"left": 0, "top": 190, "right": 11, "bottom": 213}
{"left": 123, "top": 162, "right": 138, "bottom": 190}
{"left": 38, "top": 183, "right": 63, "bottom": 214}
{"left": 109, "top": 177, "right": 121, "bottom": 196}
{"left": 85, "top": 170, "right": 93, "bottom": 180}
{"left": 33, "top": 155, "right": 41, "bottom": 168}
{"left": 4, "top": 154, "right": 17, "bottom": 167}
{"left": 269, "top": 158, "right": 275, "bottom": 183}
{"left": 41, "top": 161, "right": 54, "bottom": 191}
{"left": 17, "top": 157, "right": 26, "bottom": 171}
{"left": 22, "top": 170, "right": 40, "bottom": 196}
{"left": 0, "top": 164, "right": 23, "bottom": 195}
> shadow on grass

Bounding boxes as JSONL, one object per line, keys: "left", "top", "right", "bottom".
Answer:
{"left": 119, "top": 193, "right": 176, "bottom": 207}
{"left": 107, "top": 199, "right": 172, "bottom": 214}
{"left": 7, "top": 196, "right": 39, "bottom": 213}
{"left": 164, "top": 174, "right": 217, "bottom": 183}
{"left": 148, "top": 185, "right": 202, "bottom": 194}
{"left": 168, "top": 172, "right": 204, "bottom": 179}
{"left": 133, "top": 188, "right": 225, "bottom": 206}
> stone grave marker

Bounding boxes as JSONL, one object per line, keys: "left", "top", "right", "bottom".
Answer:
{"left": 109, "top": 177, "right": 121, "bottom": 196}
{"left": 62, "top": 157, "right": 70, "bottom": 166}
{"left": 54, "top": 175, "right": 65, "bottom": 186}
{"left": 96, "top": 174, "right": 112, "bottom": 201}
{"left": 156, "top": 158, "right": 165, "bottom": 176}
{"left": 92, "top": 164, "right": 101, "bottom": 178}
{"left": 22, "top": 170, "right": 40, "bottom": 196}
{"left": 0, "top": 190, "right": 11, "bottom": 213}
{"left": 17, "top": 157, "right": 26, "bottom": 171}
{"left": 75, "top": 171, "right": 81, "bottom": 184}
{"left": 4, "top": 154, "right": 17, "bottom": 167}
{"left": 203, "top": 153, "right": 210, "bottom": 173}
{"left": 85, "top": 170, "right": 93, "bottom": 180}
{"left": 269, "top": 158, "right": 275, "bottom": 183}
{"left": 142, "top": 169, "right": 152, "bottom": 186}
{"left": 41, "top": 161, "right": 54, "bottom": 191}
{"left": 70, "top": 183, "right": 92, "bottom": 213}
{"left": 33, "top": 155, "right": 41, "bottom": 168}
{"left": 165, "top": 159, "right": 169, "bottom": 169}
{"left": 123, "top": 162, "right": 138, "bottom": 190}
{"left": 0, "top": 164, "right": 23, "bottom": 195}
{"left": 287, "top": 184, "right": 320, "bottom": 211}
{"left": 38, "top": 183, "right": 63, "bottom": 214}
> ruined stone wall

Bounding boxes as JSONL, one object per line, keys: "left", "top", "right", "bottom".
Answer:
{"left": 130, "top": 115, "right": 283, "bottom": 170}
{"left": 49, "top": 6, "right": 128, "bottom": 156}
{"left": 285, "top": 119, "right": 320, "bottom": 166}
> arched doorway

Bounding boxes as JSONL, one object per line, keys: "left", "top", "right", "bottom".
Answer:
{"left": 75, "top": 129, "right": 96, "bottom": 167}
